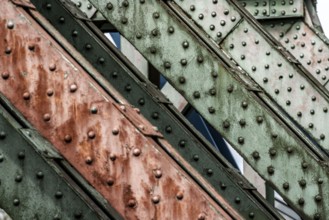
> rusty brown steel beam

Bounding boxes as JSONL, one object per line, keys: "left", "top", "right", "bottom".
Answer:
{"left": 0, "top": 0, "right": 242, "bottom": 219}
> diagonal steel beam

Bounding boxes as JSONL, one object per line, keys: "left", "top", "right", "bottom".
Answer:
{"left": 0, "top": 0, "right": 252, "bottom": 219}
{"left": 0, "top": 105, "right": 118, "bottom": 219}
{"left": 24, "top": 0, "right": 285, "bottom": 218}
{"left": 89, "top": 0, "right": 329, "bottom": 218}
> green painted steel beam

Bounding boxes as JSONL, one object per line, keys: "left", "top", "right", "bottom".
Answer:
{"left": 89, "top": 0, "right": 329, "bottom": 218}
{"left": 25, "top": 0, "right": 283, "bottom": 218}
{"left": 0, "top": 105, "right": 117, "bottom": 220}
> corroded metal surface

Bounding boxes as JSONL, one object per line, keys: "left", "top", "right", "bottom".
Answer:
{"left": 90, "top": 0, "right": 329, "bottom": 218}
{"left": 28, "top": 0, "right": 283, "bottom": 219}
{"left": 0, "top": 1, "right": 240, "bottom": 219}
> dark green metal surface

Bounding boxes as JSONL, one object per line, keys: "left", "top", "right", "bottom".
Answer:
{"left": 0, "top": 105, "right": 113, "bottom": 220}
{"left": 24, "top": 0, "right": 284, "bottom": 219}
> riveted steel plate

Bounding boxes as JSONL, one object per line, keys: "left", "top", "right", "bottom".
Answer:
{"left": 172, "top": 0, "right": 241, "bottom": 42}
{"left": 69, "top": 0, "right": 105, "bottom": 20}
{"left": 28, "top": 0, "right": 284, "bottom": 218}
{"left": 89, "top": 0, "right": 329, "bottom": 218}
{"left": 0, "top": 107, "right": 107, "bottom": 220}
{"left": 0, "top": 1, "right": 240, "bottom": 219}
{"left": 263, "top": 20, "right": 329, "bottom": 88}
{"left": 221, "top": 20, "right": 329, "bottom": 154}
{"left": 238, "top": 0, "right": 270, "bottom": 19}
{"left": 238, "top": 0, "right": 303, "bottom": 19}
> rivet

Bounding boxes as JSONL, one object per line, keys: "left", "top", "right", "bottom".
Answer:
{"left": 152, "top": 195, "right": 160, "bottom": 204}
{"left": 72, "top": 30, "right": 78, "bottom": 37}
{"left": 235, "top": 197, "right": 241, "bottom": 204}
{"left": 59, "top": 17, "right": 65, "bottom": 23}
{"left": 55, "top": 191, "right": 63, "bottom": 199}
{"left": 227, "top": 85, "right": 233, "bottom": 93}
{"left": 269, "top": 148, "right": 276, "bottom": 157}
{"left": 0, "top": 131, "right": 5, "bottom": 140}
{"left": 220, "top": 182, "right": 226, "bottom": 190}
{"left": 267, "top": 166, "right": 274, "bottom": 175}
{"left": 256, "top": 116, "right": 263, "bottom": 124}
{"left": 241, "top": 101, "right": 248, "bottom": 109}
{"left": 229, "top": 44, "right": 234, "bottom": 49}
{"left": 69, "top": 84, "right": 78, "bottom": 92}
{"left": 318, "top": 178, "right": 323, "bottom": 184}
{"left": 151, "top": 29, "right": 158, "bottom": 36}
{"left": 88, "top": 131, "right": 95, "bottom": 139}
{"left": 208, "top": 107, "right": 215, "bottom": 114}
{"left": 85, "top": 156, "right": 93, "bottom": 165}
{"left": 168, "top": 26, "right": 175, "bottom": 34}
{"left": 90, "top": 106, "right": 98, "bottom": 114}
{"left": 0, "top": 154, "right": 4, "bottom": 162}
{"left": 211, "top": 11, "right": 216, "bottom": 17}
{"left": 314, "top": 213, "right": 321, "bottom": 220}
{"left": 315, "top": 195, "right": 322, "bottom": 202}
{"left": 164, "top": 61, "right": 171, "bottom": 69}
{"left": 287, "top": 147, "right": 293, "bottom": 154}
{"left": 220, "top": 20, "right": 226, "bottom": 26}
{"left": 309, "top": 123, "right": 314, "bottom": 128}
{"left": 265, "top": 64, "right": 269, "bottom": 69}
{"left": 176, "top": 192, "right": 184, "bottom": 200}
{"left": 190, "top": 5, "right": 195, "bottom": 11}
{"left": 209, "top": 25, "right": 215, "bottom": 31}
{"left": 206, "top": 169, "right": 213, "bottom": 176}
{"left": 136, "top": 32, "right": 142, "bottom": 39}
{"left": 13, "top": 199, "right": 20, "bottom": 206}
{"left": 151, "top": 112, "right": 159, "bottom": 119}
{"left": 154, "top": 169, "right": 162, "bottom": 178}
{"left": 5, "top": 47, "right": 11, "bottom": 54}
{"left": 121, "top": 17, "right": 128, "bottom": 24}
{"left": 7, "top": 21, "right": 14, "bottom": 29}
{"left": 297, "top": 112, "right": 302, "bottom": 117}
{"left": 217, "top": 32, "right": 222, "bottom": 38}
{"left": 283, "top": 182, "right": 289, "bottom": 190}
{"left": 241, "top": 55, "right": 245, "bottom": 60}
{"left": 138, "top": 98, "right": 145, "bottom": 105}
{"left": 211, "top": 71, "right": 218, "bottom": 78}
{"left": 193, "top": 154, "right": 199, "bottom": 161}
{"left": 231, "top": 16, "right": 236, "bottom": 22}
{"left": 179, "top": 140, "right": 186, "bottom": 147}
{"left": 98, "top": 57, "right": 105, "bottom": 64}
{"left": 286, "top": 100, "right": 291, "bottom": 106}
{"left": 43, "top": 113, "right": 51, "bottom": 122}
{"left": 238, "top": 137, "right": 244, "bottom": 145}
{"left": 287, "top": 87, "right": 292, "bottom": 92}
{"left": 18, "top": 151, "right": 25, "bottom": 159}
{"left": 300, "top": 85, "right": 305, "bottom": 90}
{"left": 112, "top": 128, "right": 119, "bottom": 135}
{"left": 310, "top": 109, "right": 315, "bottom": 115}
{"left": 133, "top": 148, "right": 141, "bottom": 156}
{"left": 198, "top": 14, "right": 204, "bottom": 20}
{"left": 2, "top": 72, "right": 9, "bottom": 80}
{"left": 209, "top": 88, "right": 216, "bottom": 96}
{"left": 106, "top": 3, "right": 113, "bottom": 10}
{"left": 109, "top": 153, "right": 116, "bottom": 161}
{"left": 150, "top": 46, "right": 156, "bottom": 54}
{"left": 252, "top": 151, "right": 260, "bottom": 160}
{"left": 47, "top": 89, "right": 54, "bottom": 96}
{"left": 249, "top": 212, "right": 255, "bottom": 219}
{"left": 198, "top": 213, "right": 206, "bottom": 220}
{"left": 74, "top": 212, "right": 83, "bottom": 219}
{"left": 255, "top": 40, "right": 259, "bottom": 44}
{"left": 107, "top": 177, "right": 115, "bottom": 186}
{"left": 15, "top": 175, "right": 23, "bottom": 183}
{"left": 36, "top": 171, "right": 44, "bottom": 179}
{"left": 302, "top": 162, "right": 308, "bottom": 169}
{"left": 85, "top": 44, "right": 92, "bottom": 50}
{"left": 64, "top": 135, "right": 72, "bottom": 143}
{"left": 165, "top": 126, "right": 172, "bottom": 133}
{"left": 28, "top": 44, "right": 35, "bottom": 51}
{"left": 298, "top": 198, "right": 304, "bottom": 205}
{"left": 239, "top": 119, "right": 246, "bottom": 126}
{"left": 324, "top": 107, "right": 328, "bottom": 113}
{"left": 127, "top": 199, "right": 137, "bottom": 208}
{"left": 23, "top": 92, "right": 30, "bottom": 100}
{"left": 299, "top": 179, "right": 306, "bottom": 187}
{"left": 320, "top": 134, "right": 325, "bottom": 140}
{"left": 223, "top": 120, "right": 230, "bottom": 129}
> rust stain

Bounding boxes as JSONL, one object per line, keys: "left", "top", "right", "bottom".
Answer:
{"left": 0, "top": 1, "right": 241, "bottom": 219}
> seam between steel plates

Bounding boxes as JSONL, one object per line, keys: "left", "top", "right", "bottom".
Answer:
{"left": 167, "top": 1, "right": 329, "bottom": 157}
{"left": 88, "top": 0, "right": 329, "bottom": 218}
{"left": 21, "top": 0, "right": 283, "bottom": 219}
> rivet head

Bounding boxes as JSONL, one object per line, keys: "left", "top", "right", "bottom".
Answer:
{"left": 252, "top": 151, "right": 260, "bottom": 160}
{"left": 315, "top": 195, "right": 322, "bottom": 202}
{"left": 287, "top": 147, "right": 293, "bottom": 154}
{"left": 85, "top": 156, "right": 93, "bottom": 165}
{"left": 227, "top": 85, "right": 233, "bottom": 93}
{"left": 178, "top": 76, "right": 186, "bottom": 84}
{"left": 193, "top": 91, "right": 200, "bottom": 99}
{"left": 36, "top": 171, "right": 44, "bottom": 179}
{"left": 152, "top": 195, "right": 160, "bottom": 204}
{"left": 318, "top": 178, "right": 324, "bottom": 184}
{"left": 235, "top": 197, "right": 241, "bottom": 203}
{"left": 283, "top": 182, "right": 289, "bottom": 190}
{"left": 241, "top": 101, "right": 248, "bottom": 109}
{"left": 302, "top": 162, "right": 308, "bottom": 169}
{"left": 320, "top": 134, "right": 325, "bottom": 140}
{"left": 64, "top": 135, "right": 72, "bottom": 143}
{"left": 150, "top": 46, "right": 156, "bottom": 54}
{"left": 133, "top": 148, "right": 141, "bottom": 156}
{"left": 176, "top": 192, "right": 184, "bottom": 200}
{"left": 223, "top": 120, "right": 230, "bottom": 129}
{"left": 55, "top": 191, "right": 63, "bottom": 199}
{"left": 136, "top": 32, "right": 142, "bottom": 39}
{"left": 106, "top": 3, "right": 113, "bottom": 10}
{"left": 249, "top": 212, "right": 255, "bottom": 218}
{"left": 85, "top": 44, "right": 92, "bottom": 50}
{"left": 121, "top": 17, "right": 128, "bottom": 24}
{"left": 238, "top": 137, "right": 244, "bottom": 144}
{"left": 15, "top": 175, "right": 23, "bottom": 182}
{"left": 74, "top": 211, "right": 83, "bottom": 219}
{"left": 182, "top": 41, "right": 189, "bottom": 48}
{"left": 208, "top": 107, "right": 215, "bottom": 114}
{"left": 69, "top": 84, "right": 78, "bottom": 93}
{"left": 122, "top": 0, "right": 129, "bottom": 7}
{"left": 164, "top": 61, "right": 171, "bottom": 69}
{"left": 5, "top": 47, "right": 11, "bottom": 54}
{"left": 13, "top": 199, "right": 20, "bottom": 206}
{"left": 109, "top": 153, "right": 116, "bottom": 161}
{"left": 18, "top": 151, "right": 25, "bottom": 159}
{"left": 23, "top": 92, "right": 31, "bottom": 100}
{"left": 7, "top": 21, "right": 14, "bottom": 29}
{"left": 168, "top": 26, "right": 175, "bottom": 34}
{"left": 267, "top": 166, "right": 275, "bottom": 175}
{"left": 256, "top": 116, "right": 263, "bottom": 124}
{"left": 0, "top": 131, "right": 5, "bottom": 139}
{"left": 314, "top": 213, "right": 321, "bottom": 220}
{"left": 190, "top": 5, "right": 195, "bottom": 11}
{"left": 90, "top": 106, "right": 98, "bottom": 114}
{"left": 152, "top": 112, "right": 159, "bottom": 119}
{"left": 88, "top": 131, "right": 95, "bottom": 139}
{"left": 2, "top": 72, "right": 9, "bottom": 80}
{"left": 107, "top": 177, "right": 115, "bottom": 186}
{"left": 0, "top": 154, "right": 4, "bottom": 162}
{"left": 269, "top": 148, "right": 276, "bottom": 157}
{"left": 127, "top": 199, "right": 137, "bottom": 208}
{"left": 198, "top": 14, "right": 204, "bottom": 19}
{"left": 298, "top": 198, "right": 304, "bottom": 205}
{"left": 299, "top": 179, "right": 306, "bottom": 187}
{"left": 239, "top": 119, "right": 246, "bottom": 126}
{"left": 198, "top": 213, "right": 206, "bottom": 220}
{"left": 206, "top": 169, "right": 213, "bottom": 176}
{"left": 165, "top": 125, "right": 172, "bottom": 133}
{"left": 47, "top": 89, "right": 54, "bottom": 96}
{"left": 43, "top": 113, "right": 51, "bottom": 122}
{"left": 193, "top": 154, "right": 199, "bottom": 161}
{"left": 154, "top": 169, "right": 162, "bottom": 178}
{"left": 112, "top": 128, "right": 119, "bottom": 135}
{"left": 179, "top": 140, "right": 186, "bottom": 147}
{"left": 153, "top": 12, "right": 160, "bottom": 19}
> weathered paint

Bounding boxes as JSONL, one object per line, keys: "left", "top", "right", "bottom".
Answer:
{"left": 90, "top": 0, "right": 329, "bottom": 218}
{"left": 29, "top": 0, "right": 283, "bottom": 219}
{"left": 0, "top": 1, "right": 240, "bottom": 219}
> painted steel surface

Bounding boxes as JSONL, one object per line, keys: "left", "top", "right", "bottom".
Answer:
{"left": 90, "top": 0, "right": 329, "bottom": 218}
{"left": 0, "top": 0, "right": 241, "bottom": 219}
{"left": 0, "top": 106, "right": 111, "bottom": 219}
{"left": 27, "top": 0, "right": 284, "bottom": 219}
